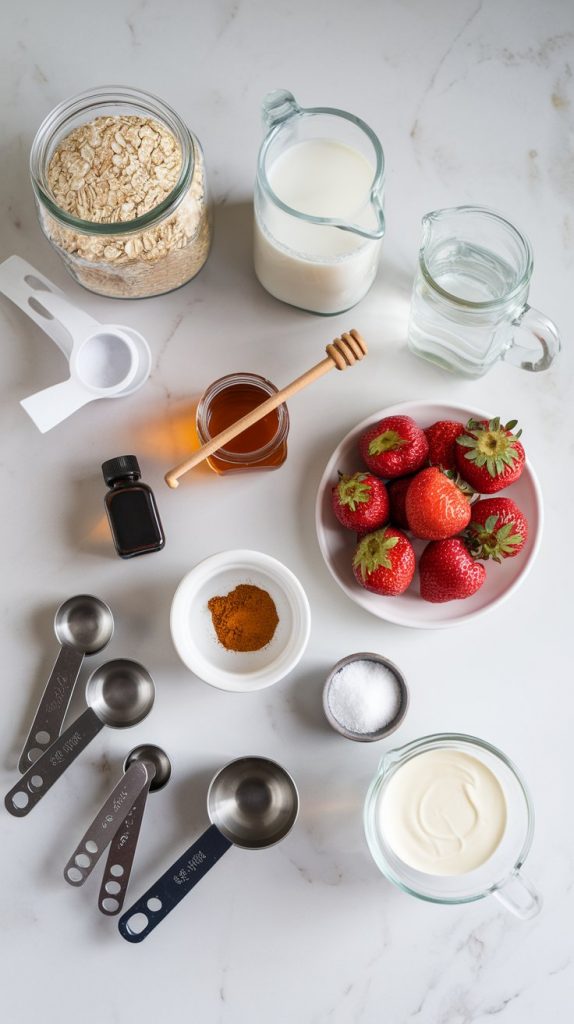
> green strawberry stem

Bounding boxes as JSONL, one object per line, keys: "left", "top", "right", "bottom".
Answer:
{"left": 336, "top": 473, "right": 372, "bottom": 512}
{"left": 353, "top": 529, "right": 398, "bottom": 579}
{"left": 457, "top": 417, "right": 522, "bottom": 479}
{"left": 465, "top": 516, "right": 525, "bottom": 562}
{"left": 368, "top": 430, "right": 408, "bottom": 455}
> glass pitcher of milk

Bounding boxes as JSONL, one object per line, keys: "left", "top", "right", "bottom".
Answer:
{"left": 254, "top": 90, "right": 385, "bottom": 315}
{"left": 364, "top": 733, "right": 541, "bottom": 919}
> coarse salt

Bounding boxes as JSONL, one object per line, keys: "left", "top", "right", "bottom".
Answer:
{"left": 328, "top": 659, "right": 402, "bottom": 735}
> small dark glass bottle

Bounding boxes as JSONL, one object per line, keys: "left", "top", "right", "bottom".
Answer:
{"left": 102, "top": 455, "right": 165, "bottom": 559}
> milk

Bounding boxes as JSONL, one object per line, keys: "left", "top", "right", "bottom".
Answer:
{"left": 254, "top": 139, "right": 382, "bottom": 315}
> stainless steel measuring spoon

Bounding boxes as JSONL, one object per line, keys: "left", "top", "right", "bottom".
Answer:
{"left": 63, "top": 744, "right": 171, "bottom": 916}
{"left": 5, "top": 660, "right": 155, "bottom": 817}
{"left": 118, "top": 756, "right": 299, "bottom": 942}
{"left": 19, "top": 595, "right": 114, "bottom": 773}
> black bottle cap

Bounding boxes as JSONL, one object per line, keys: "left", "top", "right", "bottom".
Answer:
{"left": 102, "top": 455, "right": 141, "bottom": 485}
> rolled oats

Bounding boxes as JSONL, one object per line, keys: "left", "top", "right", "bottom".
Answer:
{"left": 38, "top": 114, "right": 211, "bottom": 298}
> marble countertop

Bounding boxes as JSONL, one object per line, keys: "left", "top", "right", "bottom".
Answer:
{"left": 1, "top": 1, "right": 572, "bottom": 1021}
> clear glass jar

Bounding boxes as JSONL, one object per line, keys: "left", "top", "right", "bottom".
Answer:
{"left": 30, "top": 86, "right": 212, "bottom": 299}
{"left": 196, "top": 373, "right": 289, "bottom": 475}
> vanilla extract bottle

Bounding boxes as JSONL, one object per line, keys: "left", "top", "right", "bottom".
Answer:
{"left": 102, "top": 455, "right": 165, "bottom": 558}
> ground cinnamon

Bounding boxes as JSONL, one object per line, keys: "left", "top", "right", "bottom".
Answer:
{"left": 208, "top": 584, "right": 279, "bottom": 652}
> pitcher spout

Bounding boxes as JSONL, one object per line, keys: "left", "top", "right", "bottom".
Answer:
{"left": 261, "top": 89, "right": 302, "bottom": 131}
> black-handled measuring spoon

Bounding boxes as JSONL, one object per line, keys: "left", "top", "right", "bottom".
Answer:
{"left": 119, "top": 756, "right": 299, "bottom": 942}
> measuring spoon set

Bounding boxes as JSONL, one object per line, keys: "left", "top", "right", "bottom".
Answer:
{"left": 5, "top": 596, "right": 299, "bottom": 935}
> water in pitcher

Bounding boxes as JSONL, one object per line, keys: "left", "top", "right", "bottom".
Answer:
{"left": 408, "top": 239, "right": 521, "bottom": 376}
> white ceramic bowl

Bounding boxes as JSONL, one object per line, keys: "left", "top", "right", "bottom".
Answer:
{"left": 315, "top": 401, "right": 543, "bottom": 629}
{"left": 170, "top": 550, "right": 311, "bottom": 690}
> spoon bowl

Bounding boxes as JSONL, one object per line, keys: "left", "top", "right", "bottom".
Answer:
{"left": 125, "top": 744, "right": 172, "bottom": 792}
{"left": 54, "top": 595, "right": 114, "bottom": 654}
{"left": 208, "top": 756, "right": 299, "bottom": 849}
{"left": 87, "top": 660, "right": 155, "bottom": 728}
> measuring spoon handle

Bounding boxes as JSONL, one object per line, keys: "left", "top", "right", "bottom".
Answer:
{"left": 0, "top": 255, "right": 74, "bottom": 356}
{"left": 19, "top": 644, "right": 84, "bottom": 773}
{"left": 98, "top": 785, "right": 151, "bottom": 915}
{"left": 64, "top": 761, "right": 152, "bottom": 886}
{"left": 20, "top": 378, "right": 93, "bottom": 434}
{"left": 118, "top": 824, "right": 232, "bottom": 942}
{"left": 5, "top": 708, "right": 103, "bottom": 817}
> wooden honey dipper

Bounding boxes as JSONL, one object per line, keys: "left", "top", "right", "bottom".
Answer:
{"left": 165, "top": 329, "right": 367, "bottom": 489}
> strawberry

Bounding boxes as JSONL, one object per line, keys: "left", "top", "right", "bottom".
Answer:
{"left": 387, "top": 476, "right": 413, "bottom": 530}
{"left": 419, "top": 539, "right": 486, "bottom": 602}
{"left": 465, "top": 497, "right": 528, "bottom": 562}
{"left": 424, "top": 420, "right": 465, "bottom": 471}
{"left": 331, "top": 472, "right": 389, "bottom": 532}
{"left": 455, "top": 417, "right": 525, "bottom": 493}
{"left": 405, "top": 467, "right": 473, "bottom": 540}
{"left": 352, "top": 527, "right": 415, "bottom": 596}
{"left": 359, "top": 415, "right": 428, "bottom": 479}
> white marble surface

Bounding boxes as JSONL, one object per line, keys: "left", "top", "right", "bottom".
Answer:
{"left": 1, "top": 1, "right": 573, "bottom": 1021}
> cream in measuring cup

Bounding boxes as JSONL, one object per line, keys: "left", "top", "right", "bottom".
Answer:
{"left": 377, "top": 748, "right": 507, "bottom": 875}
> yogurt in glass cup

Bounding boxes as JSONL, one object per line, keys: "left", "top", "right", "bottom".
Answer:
{"left": 364, "top": 733, "right": 540, "bottom": 919}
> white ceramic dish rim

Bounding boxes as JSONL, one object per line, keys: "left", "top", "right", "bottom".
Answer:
{"left": 170, "top": 549, "right": 312, "bottom": 691}
{"left": 315, "top": 400, "right": 544, "bottom": 629}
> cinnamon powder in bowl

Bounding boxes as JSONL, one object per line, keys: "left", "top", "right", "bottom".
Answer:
{"left": 170, "top": 550, "right": 311, "bottom": 691}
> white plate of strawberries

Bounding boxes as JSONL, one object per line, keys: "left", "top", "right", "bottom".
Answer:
{"left": 315, "top": 401, "right": 543, "bottom": 628}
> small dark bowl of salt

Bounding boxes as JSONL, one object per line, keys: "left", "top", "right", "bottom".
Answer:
{"left": 323, "top": 652, "right": 409, "bottom": 742}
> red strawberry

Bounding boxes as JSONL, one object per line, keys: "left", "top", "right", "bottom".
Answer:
{"left": 405, "top": 467, "right": 472, "bottom": 540}
{"left": 352, "top": 527, "right": 415, "bottom": 596}
{"left": 455, "top": 417, "right": 525, "bottom": 493}
{"left": 331, "top": 472, "right": 389, "bottom": 532}
{"left": 387, "top": 476, "right": 413, "bottom": 530}
{"left": 465, "top": 497, "right": 528, "bottom": 562}
{"left": 424, "top": 420, "right": 465, "bottom": 471}
{"left": 359, "top": 415, "right": 428, "bottom": 479}
{"left": 419, "top": 539, "right": 486, "bottom": 602}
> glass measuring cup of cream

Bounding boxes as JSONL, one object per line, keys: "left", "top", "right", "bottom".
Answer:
{"left": 254, "top": 90, "right": 385, "bottom": 315}
{"left": 364, "top": 734, "right": 540, "bottom": 919}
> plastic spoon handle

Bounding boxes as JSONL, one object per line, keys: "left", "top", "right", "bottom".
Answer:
{"left": 18, "top": 643, "right": 85, "bottom": 773}
{"left": 24, "top": 289, "right": 101, "bottom": 344}
{"left": 5, "top": 708, "right": 104, "bottom": 817}
{"left": 20, "top": 377, "right": 94, "bottom": 433}
{"left": 64, "top": 760, "right": 153, "bottom": 886}
{"left": 0, "top": 255, "right": 74, "bottom": 356}
{"left": 98, "top": 785, "right": 151, "bottom": 915}
{"left": 118, "top": 824, "right": 232, "bottom": 942}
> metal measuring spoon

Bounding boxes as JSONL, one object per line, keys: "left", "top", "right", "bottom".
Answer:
{"left": 19, "top": 595, "right": 114, "bottom": 773}
{"left": 118, "top": 756, "right": 299, "bottom": 943}
{"left": 63, "top": 744, "right": 170, "bottom": 916}
{"left": 5, "top": 660, "right": 155, "bottom": 817}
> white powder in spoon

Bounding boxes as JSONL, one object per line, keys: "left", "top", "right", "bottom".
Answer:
{"left": 328, "top": 659, "right": 402, "bottom": 735}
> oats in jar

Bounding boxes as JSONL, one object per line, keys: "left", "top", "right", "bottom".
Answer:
{"left": 33, "top": 98, "right": 212, "bottom": 299}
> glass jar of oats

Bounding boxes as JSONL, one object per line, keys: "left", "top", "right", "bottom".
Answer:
{"left": 30, "top": 86, "right": 212, "bottom": 299}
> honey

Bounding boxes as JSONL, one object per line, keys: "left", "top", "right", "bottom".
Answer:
{"left": 196, "top": 373, "right": 289, "bottom": 474}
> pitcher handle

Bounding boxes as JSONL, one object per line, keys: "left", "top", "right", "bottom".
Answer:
{"left": 492, "top": 869, "right": 541, "bottom": 919}
{"left": 503, "top": 304, "right": 560, "bottom": 372}
{"left": 261, "top": 90, "right": 302, "bottom": 131}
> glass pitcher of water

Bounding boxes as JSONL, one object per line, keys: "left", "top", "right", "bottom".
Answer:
{"left": 364, "top": 733, "right": 541, "bottom": 919}
{"left": 254, "top": 90, "right": 385, "bottom": 315}
{"left": 407, "top": 206, "right": 561, "bottom": 377}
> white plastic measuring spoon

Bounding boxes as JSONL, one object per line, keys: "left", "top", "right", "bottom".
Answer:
{"left": 0, "top": 256, "right": 152, "bottom": 432}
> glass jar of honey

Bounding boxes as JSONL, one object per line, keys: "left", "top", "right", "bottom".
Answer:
{"left": 196, "top": 373, "right": 289, "bottom": 474}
